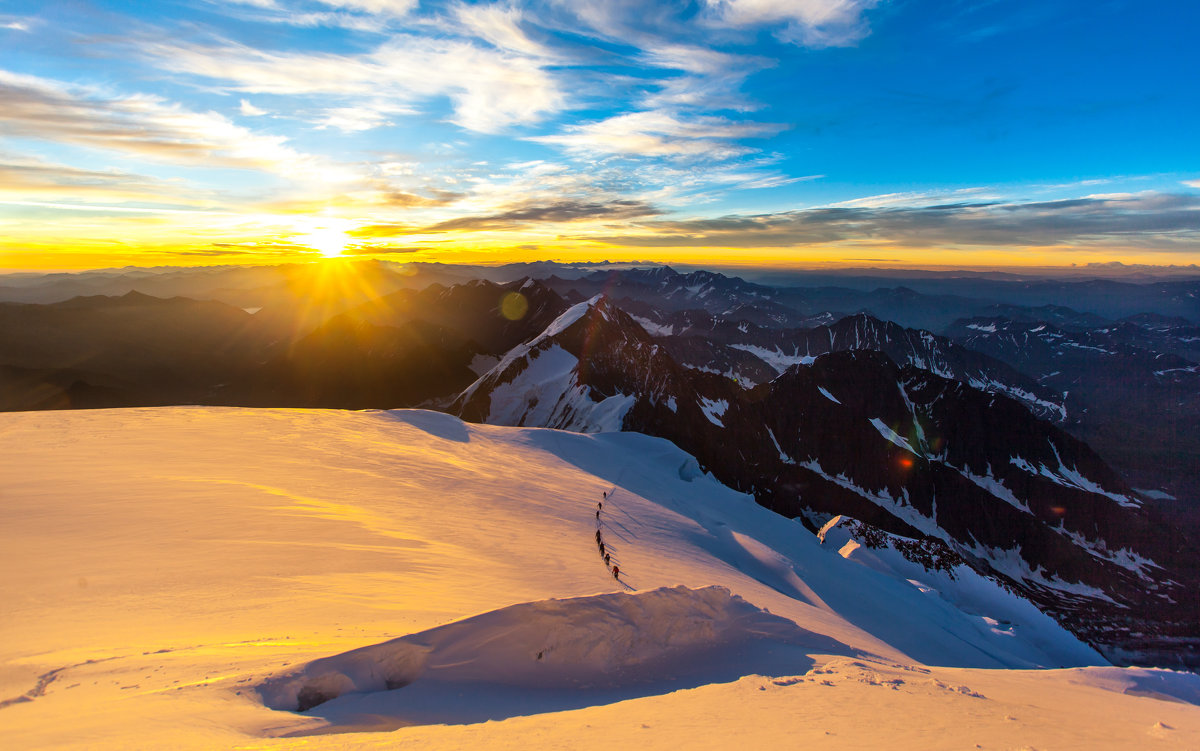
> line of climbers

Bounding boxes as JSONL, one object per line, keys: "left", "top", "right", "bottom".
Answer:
{"left": 596, "top": 489, "right": 619, "bottom": 581}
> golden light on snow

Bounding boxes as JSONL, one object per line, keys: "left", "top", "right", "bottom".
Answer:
{"left": 3, "top": 408, "right": 1200, "bottom": 748}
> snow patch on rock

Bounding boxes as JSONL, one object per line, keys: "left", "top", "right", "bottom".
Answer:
{"left": 1009, "top": 444, "right": 1139, "bottom": 508}
{"left": 630, "top": 315, "right": 673, "bottom": 337}
{"left": 869, "top": 418, "right": 918, "bottom": 455}
{"left": 699, "top": 397, "right": 729, "bottom": 427}
{"left": 729, "top": 343, "right": 817, "bottom": 374}
{"left": 955, "top": 464, "right": 1029, "bottom": 514}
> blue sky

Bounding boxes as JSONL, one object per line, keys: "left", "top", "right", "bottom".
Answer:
{"left": 1, "top": 0, "right": 1198, "bottom": 269}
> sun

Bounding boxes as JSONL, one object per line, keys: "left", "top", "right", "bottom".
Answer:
{"left": 297, "top": 227, "right": 351, "bottom": 258}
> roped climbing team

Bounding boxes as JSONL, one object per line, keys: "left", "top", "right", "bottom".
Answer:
{"left": 596, "top": 489, "right": 620, "bottom": 581}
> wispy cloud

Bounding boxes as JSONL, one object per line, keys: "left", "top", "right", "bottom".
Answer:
{"left": 10, "top": 0, "right": 1187, "bottom": 270}
{"left": 0, "top": 153, "right": 194, "bottom": 205}
{"left": 531, "top": 110, "right": 783, "bottom": 160}
{"left": 543, "top": 0, "right": 879, "bottom": 50}
{"left": 592, "top": 193, "right": 1200, "bottom": 250}
{"left": 349, "top": 196, "right": 660, "bottom": 237}
{"left": 453, "top": 2, "right": 560, "bottom": 58}
{"left": 239, "top": 99, "right": 267, "bottom": 116}
{"left": 0, "top": 199, "right": 225, "bottom": 215}
{"left": 638, "top": 43, "right": 768, "bottom": 77}
{"left": 317, "top": 103, "right": 413, "bottom": 132}
{"left": 144, "top": 33, "right": 567, "bottom": 133}
{"left": 314, "top": 0, "right": 418, "bottom": 15}
{"left": 827, "top": 187, "right": 997, "bottom": 209}
{"left": 0, "top": 69, "right": 344, "bottom": 181}
{"left": 214, "top": 0, "right": 406, "bottom": 31}
{"left": 259, "top": 184, "right": 464, "bottom": 214}
{"left": 701, "top": 0, "right": 880, "bottom": 47}
{"left": 427, "top": 197, "right": 661, "bottom": 231}
{"left": 341, "top": 245, "right": 421, "bottom": 255}
{"left": 636, "top": 44, "right": 770, "bottom": 111}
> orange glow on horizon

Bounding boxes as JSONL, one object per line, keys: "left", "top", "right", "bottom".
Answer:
{"left": 3, "top": 228, "right": 1199, "bottom": 274}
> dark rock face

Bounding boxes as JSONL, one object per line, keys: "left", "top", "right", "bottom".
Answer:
{"left": 945, "top": 315, "right": 1200, "bottom": 506}
{"left": 453, "top": 296, "right": 1200, "bottom": 665}
{"left": 257, "top": 277, "right": 571, "bottom": 409}
{"left": 342, "top": 277, "right": 569, "bottom": 357}
{"left": 0, "top": 291, "right": 274, "bottom": 409}
{"left": 256, "top": 316, "right": 479, "bottom": 409}
{"left": 652, "top": 312, "right": 1065, "bottom": 422}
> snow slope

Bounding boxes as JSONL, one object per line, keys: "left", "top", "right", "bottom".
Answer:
{"left": 2, "top": 407, "right": 1199, "bottom": 749}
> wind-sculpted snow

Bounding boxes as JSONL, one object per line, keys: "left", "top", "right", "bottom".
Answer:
{"left": 8, "top": 406, "right": 1198, "bottom": 748}
{"left": 258, "top": 586, "right": 837, "bottom": 724}
{"left": 1066, "top": 665, "right": 1200, "bottom": 706}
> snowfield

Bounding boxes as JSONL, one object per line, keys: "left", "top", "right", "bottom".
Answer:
{"left": 2, "top": 407, "right": 1199, "bottom": 749}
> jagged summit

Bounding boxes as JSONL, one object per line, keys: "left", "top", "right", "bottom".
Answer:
{"left": 453, "top": 294, "right": 692, "bottom": 432}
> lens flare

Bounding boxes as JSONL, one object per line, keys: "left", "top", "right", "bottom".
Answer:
{"left": 500, "top": 291, "right": 529, "bottom": 321}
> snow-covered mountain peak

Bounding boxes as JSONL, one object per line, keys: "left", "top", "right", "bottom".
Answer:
{"left": 452, "top": 293, "right": 658, "bottom": 433}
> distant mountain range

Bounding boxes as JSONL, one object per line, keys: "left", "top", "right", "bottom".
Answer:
{"left": 542, "top": 265, "right": 1200, "bottom": 331}
{"left": 5, "top": 260, "right": 1198, "bottom": 329}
